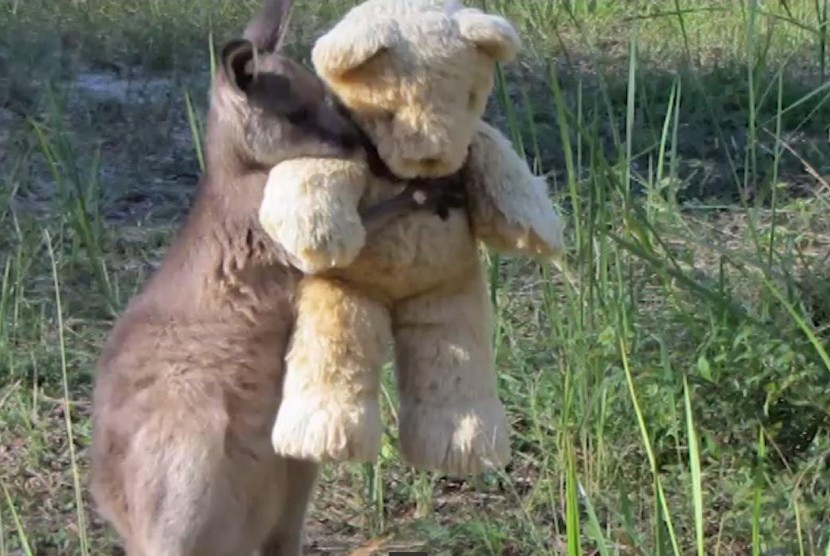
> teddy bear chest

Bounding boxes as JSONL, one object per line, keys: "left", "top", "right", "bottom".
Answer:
{"left": 326, "top": 205, "right": 480, "bottom": 301}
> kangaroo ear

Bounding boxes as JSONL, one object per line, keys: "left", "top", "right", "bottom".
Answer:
{"left": 311, "top": 18, "right": 401, "bottom": 80}
{"left": 221, "top": 38, "right": 257, "bottom": 92}
{"left": 455, "top": 9, "right": 521, "bottom": 62}
{"left": 243, "top": 0, "right": 296, "bottom": 52}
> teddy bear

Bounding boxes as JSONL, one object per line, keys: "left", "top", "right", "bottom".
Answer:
{"left": 258, "top": 0, "right": 565, "bottom": 476}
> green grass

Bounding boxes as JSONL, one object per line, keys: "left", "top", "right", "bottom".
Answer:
{"left": 2, "top": 0, "right": 830, "bottom": 554}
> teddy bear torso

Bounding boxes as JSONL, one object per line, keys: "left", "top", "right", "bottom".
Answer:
{"left": 323, "top": 174, "right": 480, "bottom": 303}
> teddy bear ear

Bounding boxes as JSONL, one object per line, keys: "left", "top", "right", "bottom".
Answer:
{"left": 455, "top": 9, "right": 521, "bottom": 63}
{"left": 312, "top": 19, "right": 401, "bottom": 79}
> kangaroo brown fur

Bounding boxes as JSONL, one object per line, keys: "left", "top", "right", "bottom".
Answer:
{"left": 88, "top": 1, "right": 464, "bottom": 554}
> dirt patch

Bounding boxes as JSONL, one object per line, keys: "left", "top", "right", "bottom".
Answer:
{"left": 73, "top": 70, "right": 174, "bottom": 105}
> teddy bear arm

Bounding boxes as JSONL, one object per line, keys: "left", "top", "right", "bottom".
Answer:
{"left": 271, "top": 276, "right": 392, "bottom": 463}
{"left": 466, "top": 121, "right": 566, "bottom": 259}
{"left": 258, "top": 157, "right": 370, "bottom": 274}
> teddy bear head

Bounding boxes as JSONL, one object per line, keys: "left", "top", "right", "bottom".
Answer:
{"left": 310, "top": 0, "right": 521, "bottom": 179}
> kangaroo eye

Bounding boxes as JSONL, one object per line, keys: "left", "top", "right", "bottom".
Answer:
{"left": 286, "top": 107, "right": 310, "bottom": 124}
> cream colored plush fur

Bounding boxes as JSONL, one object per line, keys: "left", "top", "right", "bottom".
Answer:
{"left": 259, "top": 0, "right": 565, "bottom": 476}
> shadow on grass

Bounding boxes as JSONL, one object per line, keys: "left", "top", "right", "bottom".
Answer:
{"left": 498, "top": 57, "right": 830, "bottom": 206}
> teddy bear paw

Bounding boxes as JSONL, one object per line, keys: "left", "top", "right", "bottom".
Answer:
{"left": 397, "top": 397, "right": 511, "bottom": 476}
{"left": 259, "top": 211, "right": 366, "bottom": 274}
{"left": 271, "top": 395, "right": 382, "bottom": 463}
{"left": 292, "top": 230, "right": 365, "bottom": 274}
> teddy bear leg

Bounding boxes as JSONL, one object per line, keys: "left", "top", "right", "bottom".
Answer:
{"left": 392, "top": 265, "right": 511, "bottom": 476}
{"left": 271, "top": 276, "right": 391, "bottom": 463}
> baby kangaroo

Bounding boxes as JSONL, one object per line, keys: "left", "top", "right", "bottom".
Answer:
{"left": 88, "top": 1, "right": 462, "bottom": 555}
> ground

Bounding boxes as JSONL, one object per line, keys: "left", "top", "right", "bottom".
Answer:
{"left": 1, "top": 1, "right": 830, "bottom": 555}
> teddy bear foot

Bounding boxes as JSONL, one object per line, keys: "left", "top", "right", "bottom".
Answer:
{"left": 397, "top": 397, "right": 511, "bottom": 476}
{"left": 271, "top": 395, "right": 382, "bottom": 463}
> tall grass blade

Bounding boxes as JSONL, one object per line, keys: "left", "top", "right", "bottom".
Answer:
{"left": 1, "top": 482, "right": 33, "bottom": 556}
{"left": 756, "top": 269, "right": 830, "bottom": 374}
{"left": 0, "top": 481, "right": 5, "bottom": 556}
{"left": 580, "top": 480, "right": 610, "bottom": 556}
{"left": 683, "top": 376, "right": 705, "bottom": 556}
{"left": 44, "top": 230, "right": 90, "bottom": 556}
{"left": 184, "top": 89, "right": 205, "bottom": 172}
{"left": 564, "top": 438, "right": 583, "bottom": 556}
{"left": 29, "top": 111, "right": 116, "bottom": 316}
{"left": 793, "top": 490, "right": 806, "bottom": 556}
{"left": 208, "top": 28, "right": 217, "bottom": 80}
{"left": 624, "top": 26, "right": 638, "bottom": 198}
{"left": 618, "top": 336, "right": 681, "bottom": 556}
{"left": 751, "top": 427, "right": 765, "bottom": 556}
{"left": 548, "top": 63, "right": 582, "bottom": 251}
